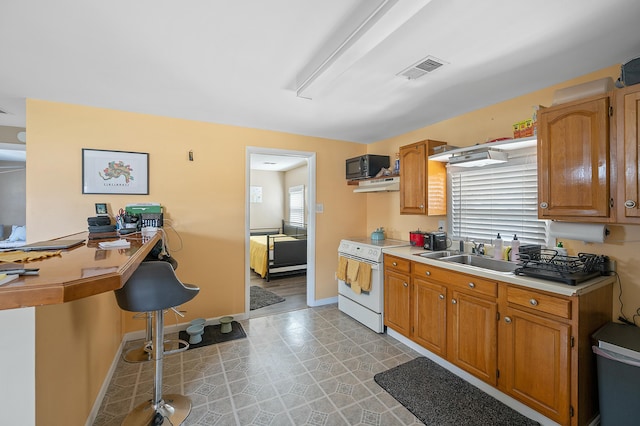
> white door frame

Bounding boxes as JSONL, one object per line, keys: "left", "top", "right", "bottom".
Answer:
{"left": 245, "top": 147, "right": 316, "bottom": 313}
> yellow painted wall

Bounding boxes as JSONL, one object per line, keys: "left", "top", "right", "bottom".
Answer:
{"left": 26, "top": 100, "right": 367, "bottom": 424}
{"left": 367, "top": 64, "right": 640, "bottom": 324}
{"left": 27, "top": 64, "right": 640, "bottom": 424}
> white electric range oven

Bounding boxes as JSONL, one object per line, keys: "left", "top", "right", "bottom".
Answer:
{"left": 337, "top": 238, "right": 410, "bottom": 333}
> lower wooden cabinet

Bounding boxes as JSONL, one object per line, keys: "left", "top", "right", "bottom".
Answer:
{"left": 450, "top": 290, "right": 498, "bottom": 386}
{"left": 397, "top": 260, "right": 499, "bottom": 384}
{"left": 383, "top": 255, "right": 411, "bottom": 337}
{"left": 412, "top": 277, "right": 447, "bottom": 357}
{"left": 384, "top": 256, "right": 613, "bottom": 426}
{"left": 500, "top": 306, "right": 571, "bottom": 424}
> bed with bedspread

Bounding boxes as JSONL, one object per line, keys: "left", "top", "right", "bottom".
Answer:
{"left": 250, "top": 220, "right": 307, "bottom": 281}
{"left": 0, "top": 225, "right": 27, "bottom": 249}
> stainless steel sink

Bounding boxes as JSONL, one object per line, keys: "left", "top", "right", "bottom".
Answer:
{"left": 440, "top": 254, "right": 518, "bottom": 273}
{"left": 417, "top": 251, "right": 457, "bottom": 259}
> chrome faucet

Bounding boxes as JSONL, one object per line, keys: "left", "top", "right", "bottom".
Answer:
{"left": 471, "top": 241, "right": 485, "bottom": 255}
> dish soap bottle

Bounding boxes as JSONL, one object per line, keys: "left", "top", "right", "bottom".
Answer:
{"left": 555, "top": 241, "right": 567, "bottom": 257}
{"left": 511, "top": 234, "right": 520, "bottom": 261}
{"left": 494, "top": 233, "right": 503, "bottom": 260}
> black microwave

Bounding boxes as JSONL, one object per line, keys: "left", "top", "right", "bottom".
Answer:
{"left": 346, "top": 154, "right": 390, "bottom": 180}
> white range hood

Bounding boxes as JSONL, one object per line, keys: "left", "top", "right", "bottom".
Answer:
{"left": 353, "top": 176, "right": 400, "bottom": 193}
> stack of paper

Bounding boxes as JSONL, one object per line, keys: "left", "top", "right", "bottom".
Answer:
{"left": 98, "top": 240, "right": 131, "bottom": 249}
{"left": 0, "top": 273, "right": 19, "bottom": 286}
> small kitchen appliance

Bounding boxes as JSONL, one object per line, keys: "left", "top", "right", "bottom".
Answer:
{"left": 346, "top": 154, "right": 390, "bottom": 180}
{"left": 424, "top": 231, "right": 448, "bottom": 251}
{"left": 409, "top": 230, "right": 425, "bottom": 246}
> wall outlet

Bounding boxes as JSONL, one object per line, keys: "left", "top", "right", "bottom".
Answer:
{"left": 438, "top": 220, "right": 446, "bottom": 231}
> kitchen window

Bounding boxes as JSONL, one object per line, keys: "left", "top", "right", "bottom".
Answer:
{"left": 448, "top": 149, "right": 547, "bottom": 246}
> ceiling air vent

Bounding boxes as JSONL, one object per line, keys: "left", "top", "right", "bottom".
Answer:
{"left": 398, "top": 55, "right": 446, "bottom": 80}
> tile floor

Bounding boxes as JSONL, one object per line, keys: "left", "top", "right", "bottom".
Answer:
{"left": 93, "top": 305, "right": 423, "bottom": 425}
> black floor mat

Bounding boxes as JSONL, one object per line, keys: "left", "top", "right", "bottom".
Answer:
{"left": 178, "top": 321, "right": 246, "bottom": 350}
{"left": 374, "top": 357, "right": 539, "bottom": 426}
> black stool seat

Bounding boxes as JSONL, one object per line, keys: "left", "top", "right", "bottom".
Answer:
{"left": 115, "top": 261, "right": 198, "bottom": 312}
{"left": 114, "top": 260, "right": 199, "bottom": 425}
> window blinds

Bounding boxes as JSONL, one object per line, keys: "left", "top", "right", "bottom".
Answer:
{"left": 449, "top": 155, "right": 546, "bottom": 246}
{"left": 288, "top": 185, "right": 305, "bottom": 225}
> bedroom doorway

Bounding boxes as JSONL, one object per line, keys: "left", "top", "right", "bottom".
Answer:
{"left": 245, "top": 147, "right": 316, "bottom": 318}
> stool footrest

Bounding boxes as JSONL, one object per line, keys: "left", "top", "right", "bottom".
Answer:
{"left": 163, "top": 338, "right": 190, "bottom": 356}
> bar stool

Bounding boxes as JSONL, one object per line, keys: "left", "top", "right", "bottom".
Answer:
{"left": 114, "top": 261, "right": 199, "bottom": 425}
{"left": 124, "top": 256, "right": 180, "bottom": 363}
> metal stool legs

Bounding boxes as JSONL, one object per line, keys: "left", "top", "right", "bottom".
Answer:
{"left": 122, "top": 308, "right": 191, "bottom": 425}
{"left": 123, "top": 312, "right": 153, "bottom": 362}
{"left": 124, "top": 308, "right": 189, "bottom": 363}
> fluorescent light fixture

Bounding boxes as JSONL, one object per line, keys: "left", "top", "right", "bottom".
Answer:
{"left": 448, "top": 150, "right": 508, "bottom": 167}
{"left": 296, "top": 0, "right": 433, "bottom": 99}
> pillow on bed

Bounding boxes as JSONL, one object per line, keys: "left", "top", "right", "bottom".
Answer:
{"left": 8, "top": 225, "right": 26, "bottom": 242}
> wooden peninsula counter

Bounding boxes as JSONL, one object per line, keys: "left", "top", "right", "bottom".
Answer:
{"left": 0, "top": 232, "right": 161, "bottom": 310}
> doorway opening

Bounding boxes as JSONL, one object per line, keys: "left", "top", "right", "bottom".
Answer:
{"left": 245, "top": 147, "right": 316, "bottom": 318}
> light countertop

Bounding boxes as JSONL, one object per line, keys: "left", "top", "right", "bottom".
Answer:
{"left": 382, "top": 245, "right": 615, "bottom": 297}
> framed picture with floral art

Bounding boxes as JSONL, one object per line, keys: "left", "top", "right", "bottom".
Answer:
{"left": 82, "top": 149, "right": 149, "bottom": 194}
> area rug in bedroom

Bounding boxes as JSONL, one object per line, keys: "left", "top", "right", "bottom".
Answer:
{"left": 374, "top": 357, "right": 539, "bottom": 426}
{"left": 250, "top": 285, "right": 285, "bottom": 310}
{"left": 178, "top": 322, "right": 246, "bottom": 350}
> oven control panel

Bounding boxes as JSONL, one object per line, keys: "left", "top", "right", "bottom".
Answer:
{"left": 338, "top": 240, "right": 382, "bottom": 262}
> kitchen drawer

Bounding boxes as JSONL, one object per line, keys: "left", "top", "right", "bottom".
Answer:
{"left": 413, "top": 262, "right": 497, "bottom": 298}
{"left": 384, "top": 255, "right": 410, "bottom": 273}
{"left": 507, "top": 286, "right": 572, "bottom": 319}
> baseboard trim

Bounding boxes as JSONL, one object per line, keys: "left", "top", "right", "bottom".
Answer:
{"left": 308, "top": 296, "right": 337, "bottom": 307}
{"left": 84, "top": 338, "right": 127, "bottom": 426}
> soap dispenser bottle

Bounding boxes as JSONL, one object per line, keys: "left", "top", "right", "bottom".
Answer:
{"left": 511, "top": 234, "right": 520, "bottom": 261}
{"left": 555, "top": 241, "right": 567, "bottom": 257}
{"left": 494, "top": 233, "right": 503, "bottom": 260}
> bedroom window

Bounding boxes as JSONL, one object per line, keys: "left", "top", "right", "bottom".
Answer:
{"left": 288, "top": 185, "right": 305, "bottom": 225}
{"left": 449, "top": 149, "right": 547, "bottom": 246}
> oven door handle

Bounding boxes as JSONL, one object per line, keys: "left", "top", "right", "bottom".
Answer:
{"left": 338, "top": 255, "right": 380, "bottom": 269}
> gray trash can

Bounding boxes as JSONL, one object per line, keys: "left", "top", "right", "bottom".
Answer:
{"left": 592, "top": 322, "right": 640, "bottom": 426}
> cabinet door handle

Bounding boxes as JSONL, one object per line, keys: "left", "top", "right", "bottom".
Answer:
{"left": 439, "top": 294, "right": 444, "bottom": 300}
{"left": 392, "top": 262, "right": 398, "bottom": 266}
{"left": 468, "top": 282, "right": 475, "bottom": 289}
{"left": 540, "top": 202, "right": 548, "bottom": 209}
{"left": 505, "top": 316, "right": 512, "bottom": 324}
{"left": 529, "top": 298, "right": 539, "bottom": 306}
{"left": 425, "top": 271, "right": 431, "bottom": 276}
{"left": 451, "top": 299, "right": 457, "bottom": 304}
{"left": 625, "top": 200, "right": 637, "bottom": 208}
{"left": 420, "top": 204, "right": 424, "bottom": 209}
{"left": 403, "top": 282, "right": 408, "bottom": 287}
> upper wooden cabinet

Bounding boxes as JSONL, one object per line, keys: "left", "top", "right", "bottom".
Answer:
{"left": 616, "top": 84, "right": 640, "bottom": 223}
{"left": 399, "top": 139, "right": 447, "bottom": 215}
{"left": 537, "top": 94, "right": 611, "bottom": 221}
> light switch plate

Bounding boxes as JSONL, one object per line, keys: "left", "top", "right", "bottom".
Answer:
{"left": 316, "top": 203, "right": 324, "bottom": 213}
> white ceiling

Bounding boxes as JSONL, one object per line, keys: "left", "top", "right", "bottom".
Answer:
{"left": 1, "top": 0, "right": 640, "bottom": 144}
{"left": 250, "top": 154, "right": 307, "bottom": 172}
